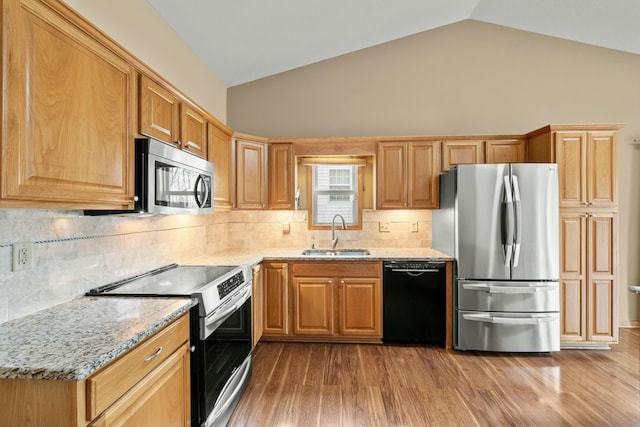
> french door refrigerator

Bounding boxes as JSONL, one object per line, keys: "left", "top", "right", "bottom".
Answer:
{"left": 433, "top": 163, "right": 560, "bottom": 352}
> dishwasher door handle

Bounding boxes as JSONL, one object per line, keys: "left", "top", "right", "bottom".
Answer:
{"left": 390, "top": 268, "right": 442, "bottom": 273}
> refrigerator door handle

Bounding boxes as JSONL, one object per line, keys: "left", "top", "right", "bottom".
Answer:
{"left": 462, "top": 313, "right": 557, "bottom": 325}
{"left": 512, "top": 175, "right": 522, "bottom": 267}
{"left": 501, "top": 175, "right": 514, "bottom": 267}
{"left": 462, "top": 282, "right": 558, "bottom": 294}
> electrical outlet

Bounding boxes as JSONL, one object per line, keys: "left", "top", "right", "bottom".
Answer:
{"left": 411, "top": 222, "right": 419, "bottom": 232}
{"left": 12, "top": 241, "right": 33, "bottom": 271}
{"left": 379, "top": 222, "right": 390, "bottom": 232}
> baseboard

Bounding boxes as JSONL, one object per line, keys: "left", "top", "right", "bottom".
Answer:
{"left": 560, "top": 342, "right": 611, "bottom": 350}
{"left": 621, "top": 321, "right": 640, "bottom": 328}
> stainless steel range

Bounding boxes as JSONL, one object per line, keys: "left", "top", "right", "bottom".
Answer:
{"left": 87, "top": 263, "right": 252, "bottom": 427}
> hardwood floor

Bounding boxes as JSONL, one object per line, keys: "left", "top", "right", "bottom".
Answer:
{"left": 229, "top": 328, "right": 639, "bottom": 427}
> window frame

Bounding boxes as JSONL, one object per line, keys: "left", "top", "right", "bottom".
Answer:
{"left": 307, "top": 164, "right": 363, "bottom": 231}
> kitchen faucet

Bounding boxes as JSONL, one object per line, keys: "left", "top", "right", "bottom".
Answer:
{"left": 331, "top": 214, "right": 346, "bottom": 249}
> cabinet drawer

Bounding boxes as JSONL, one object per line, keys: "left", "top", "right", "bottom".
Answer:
{"left": 291, "top": 262, "right": 381, "bottom": 278}
{"left": 86, "top": 314, "right": 189, "bottom": 420}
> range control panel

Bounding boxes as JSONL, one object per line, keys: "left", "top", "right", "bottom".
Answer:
{"left": 217, "top": 271, "right": 245, "bottom": 299}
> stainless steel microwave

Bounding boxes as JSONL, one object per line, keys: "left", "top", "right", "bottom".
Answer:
{"left": 86, "top": 138, "right": 214, "bottom": 215}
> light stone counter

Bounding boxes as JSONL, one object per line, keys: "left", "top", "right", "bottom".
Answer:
{"left": 185, "top": 247, "right": 452, "bottom": 267}
{"left": 0, "top": 296, "right": 195, "bottom": 381}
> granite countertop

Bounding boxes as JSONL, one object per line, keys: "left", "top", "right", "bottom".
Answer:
{"left": 184, "top": 247, "right": 452, "bottom": 267}
{"left": 0, "top": 296, "right": 195, "bottom": 381}
{"left": 0, "top": 247, "right": 448, "bottom": 382}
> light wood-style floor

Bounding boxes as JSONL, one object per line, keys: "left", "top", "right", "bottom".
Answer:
{"left": 229, "top": 328, "right": 639, "bottom": 427}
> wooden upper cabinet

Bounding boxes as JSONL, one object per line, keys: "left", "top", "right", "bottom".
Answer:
{"left": 139, "top": 74, "right": 207, "bottom": 159}
{"left": 235, "top": 137, "right": 268, "bottom": 209}
{"left": 486, "top": 139, "right": 526, "bottom": 163}
{"left": 1, "top": 0, "right": 135, "bottom": 209}
{"left": 207, "top": 122, "right": 234, "bottom": 210}
{"left": 376, "top": 142, "right": 407, "bottom": 209}
{"left": 587, "top": 132, "right": 617, "bottom": 208}
{"left": 556, "top": 131, "right": 617, "bottom": 208}
{"left": 407, "top": 142, "right": 440, "bottom": 208}
{"left": 377, "top": 141, "right": 439, "bottom": 209}
{"left": 269, "top": 143, "right": 294, "bottom": 209}
{"left": 139, "top": 74, "right": 180, "bottom": 144}
{"left": 179, "top": 104, "right": 207, "bottom": 158}
{"left": 441, "top": 140, "right": 485, "bottom": 172}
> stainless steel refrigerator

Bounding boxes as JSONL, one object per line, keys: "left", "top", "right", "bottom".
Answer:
{"left": 433, "top": 163, "right": 560, "bottom": 352}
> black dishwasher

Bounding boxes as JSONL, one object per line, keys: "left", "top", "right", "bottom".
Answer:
{"left": 383, "top": 260, "right": 446, "bottom": 344}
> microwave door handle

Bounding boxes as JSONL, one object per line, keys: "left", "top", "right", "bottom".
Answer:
{"left": 194, "top": 174, "right": 209, "bottom": 208}
{"left": 202, "top": 175, "right": 210, "bottom": 207}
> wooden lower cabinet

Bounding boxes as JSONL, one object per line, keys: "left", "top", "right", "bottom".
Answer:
{"left": 0, "top": 314, "right": 190, "bottom": 427}
{"left": 292, "top": 276, "right": 334, "bottom": 335}
{"left": 289, "top": 261, "right": 382, "bottom": 340}
{"left": 559, "top": 211, "right": 617, "bottom": 345}
{"left": 252, "top": 264, "right": 264, "bottom": 347}
{"left": 262, "top": 262, "right": 289, "bottom": 335}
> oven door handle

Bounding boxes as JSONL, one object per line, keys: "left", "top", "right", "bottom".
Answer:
{"left": 205, "top": 355, "right": 252, "bottom": 427}
{"left": 203, "top": 286, "right": 252, "bottom": 330}
{"left": 205, "top": 303, "right": 238, "bottom": 328}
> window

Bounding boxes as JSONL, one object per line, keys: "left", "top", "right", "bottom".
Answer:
{"left": 311, "top": 164, "right": 360, "bottom": 227}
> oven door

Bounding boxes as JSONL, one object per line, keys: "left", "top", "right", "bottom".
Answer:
{"left": 194, "top": 296, "right": 252, "bottom": 427}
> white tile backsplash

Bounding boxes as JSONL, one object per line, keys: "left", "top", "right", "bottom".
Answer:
{"left": 0, "top": 207, "right": 433, "bottom": 324}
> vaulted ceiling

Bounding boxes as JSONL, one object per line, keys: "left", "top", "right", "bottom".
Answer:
{"left": 147, "top": 0, "right": 640, "bottom": 87}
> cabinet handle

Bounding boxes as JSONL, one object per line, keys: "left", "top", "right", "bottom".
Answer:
{"left": 144, "top": 346, "right": 163, "bottom": 362}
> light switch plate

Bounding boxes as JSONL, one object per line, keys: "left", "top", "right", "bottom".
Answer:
{"left": 411, "top": 222, "right": 419, "bottom": 232}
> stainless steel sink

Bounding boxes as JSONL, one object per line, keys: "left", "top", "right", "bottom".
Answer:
{"left": 301, "top": 249, "right": 371, "bottom": 257}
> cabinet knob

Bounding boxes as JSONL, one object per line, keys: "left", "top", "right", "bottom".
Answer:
{"left": 176, "top": 140, "right": 182, "bottom": 146}
{"left": 340, "top": 280, "right": 345, "bottom": 286}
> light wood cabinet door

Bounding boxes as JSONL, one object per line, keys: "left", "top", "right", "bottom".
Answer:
{"left": 376, "top": 142, "right": 408, "bottom": 208}
{"left": 292, "top": 277, "right": 334, "bottom": 336}
{"left": 90, "top": 343, "right": 190, "bottom": 427}
{"left": 139, "top": 74, "right": 180, "bottom": 144}
{"left": 587, "top": 131, "right": 617, "bottom": 207}
{"left": 486, "top": 139, "right": 526, "bottom": 163}
{"left": 207, "top": 123, "right": 233, "bottom": 210}
{"left": 236, "top": 139, "right": 268, "bottom": 209}
{"left": 377, "top": 141, "right": 439, "bottom": 209}
{"left": 407, "top": 141, "right": 439, "bottom": 208}
{"left": 252, "top": 264, "right": 264, "bottom": 347}
{"left": 441, "top": 140, "right": 485, "bottom": 172}
{"left": 269, "top": 143, "right": 294, "bottom": 209}
{"left": 263, "top": 262, "right": 289, "bottom": 335}
{"left": 2, "top": 0, "right": 135, "bottom": 208}
{"left": 559, "top": 212, "right": 587, "bottom": 341}
{"left": 338, "top": 277, "right": 382, "bottom": 337}
{"left": 587, "top": 213, "right": 617, "bottom": 342}
{"left": 559, "top": 212, "right": 617, "bottom": 344}
{"left": 555, "top": 132, "right": 587, "bottom": 208}
{"left": 180, "top": 104, "right": 207, "bottom": 158}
